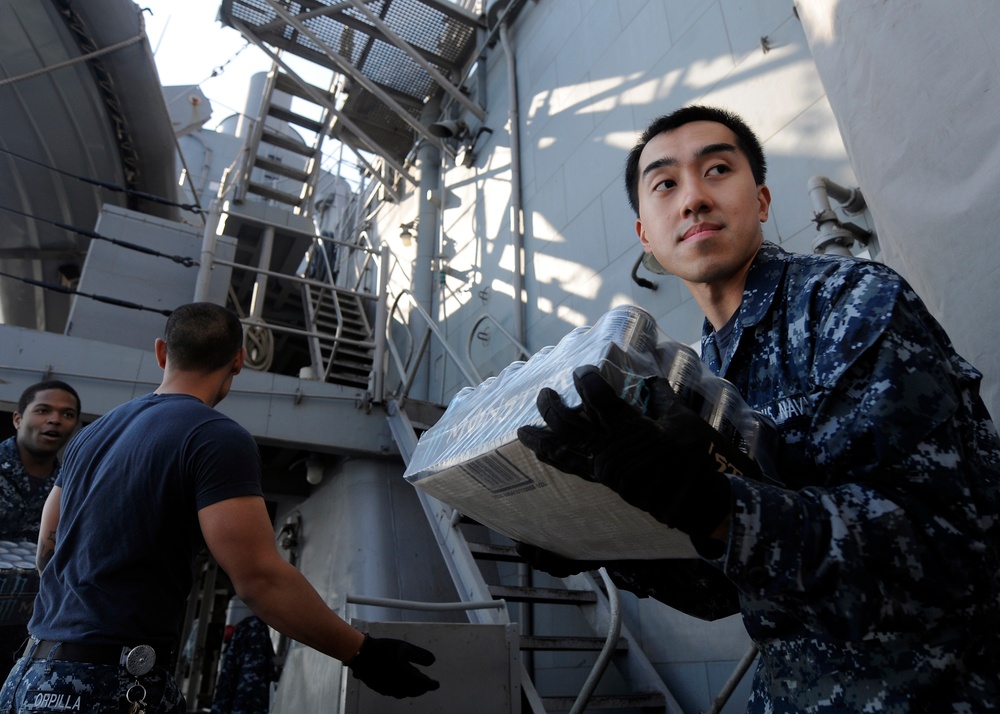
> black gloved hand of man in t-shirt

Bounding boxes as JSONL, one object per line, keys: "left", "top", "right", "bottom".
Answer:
{"left": 347, "top": 634, "right": 439, "bottom": 698}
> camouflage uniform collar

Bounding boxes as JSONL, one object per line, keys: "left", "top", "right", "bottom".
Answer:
{"left": 701, "top": 241, "right": 788, "bottom": 375}
{"left": 0, "top": 435, "right": 60, "bottom": 482}
{"left": 739, "top": 241, "right": 788, "bottom": 327}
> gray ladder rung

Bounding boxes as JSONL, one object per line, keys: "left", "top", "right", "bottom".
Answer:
{"left": 327, "top": 359, "right": 374, "bottom": 373}
{"left": 267, "top": 104, "right": 325, "bottom": 134}
{"left": 541, "top": 692, "right": 666, "bottom": 710}
{"left": 466, "top": 542, "right": 521, "bottom": 562}
{"left": 315, "top": 318, "right": 367, "bottom": 334}
{"left": 273, "top": 71, "right": 336, "bottom": 104}
{"left": 252, "top": 155, "right": 310, "bottom": 183}
{"left": 317, "top": 336, "right": 371, "bottom": 351}
{"left": 322, "top": 348, "right": 373, "bottom": 363}
{"left": 260, "top": 128, "right": 313, "bottom": 156}
{"left": 487, "top": 584, "right": 596, "bottom": 605}
{"left": 520, "top": 635, "right": 628, "bottom": 652}
{"left": 245, "top": 182, "right": 305, "bottom": 207}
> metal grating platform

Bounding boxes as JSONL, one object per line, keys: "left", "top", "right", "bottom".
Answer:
{"left": 219, "top": 0, "right": 483, "bottom": 164}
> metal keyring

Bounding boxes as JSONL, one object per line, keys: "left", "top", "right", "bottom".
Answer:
{"left": 126, "top": 683, "right": 147, "bottom": 704}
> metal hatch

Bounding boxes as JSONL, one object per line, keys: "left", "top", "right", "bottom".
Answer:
{"left": 218, "top": 0, "right": 485, "bottom": 166}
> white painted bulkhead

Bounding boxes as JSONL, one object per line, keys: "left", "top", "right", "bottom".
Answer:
{"left": 363, "top": 1, "right": 1000, "bottom": 710}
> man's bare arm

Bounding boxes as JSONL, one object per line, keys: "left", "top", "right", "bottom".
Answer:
{"left": 198, "top": 495, "right": 365, "bottom": 661}
{"left": 36, "top": 485, "right": 61, "bottom": 571}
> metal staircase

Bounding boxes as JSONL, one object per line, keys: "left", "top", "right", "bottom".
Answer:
{"left": 386, "top": 401, "right": 683, "bottom": 714}
{"left": 234, "top": 66, "right": 335, "bottom": 215}
{"left": 202, "top": 48, "right": 716, "bottom": 708}
{"left": 302, "top": 281, "right": 375, "bottom": 388}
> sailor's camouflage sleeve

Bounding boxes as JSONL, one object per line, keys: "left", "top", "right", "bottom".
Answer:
{"left": 211, "top": 615, "right": 276, "bottom": 714}
{"left": 0, "top": 437, "right": 58, "bottom": 542}
{"left": 711, "top": 246, "right": 1000, "bottom": 644}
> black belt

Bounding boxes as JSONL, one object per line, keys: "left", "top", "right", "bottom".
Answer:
{"left": 26, "top": 640, "right": 170, "bottom": 667}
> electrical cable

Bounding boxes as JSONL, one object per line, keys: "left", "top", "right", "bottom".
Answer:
{"left": 0, "top": 145, "right": 207, "bottom": 216}
{"left": 0, "top": 203, "right": 199, "bottom": 268}
{"left": 0, "top": 269, "right": 171, "bottom": 317}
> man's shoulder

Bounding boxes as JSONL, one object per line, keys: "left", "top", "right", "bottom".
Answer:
{"left": 764, "top": 242, "right": 898, "bottom": 281}
{"left": 0, "top": 436, "right": 17, "bottom": 458}
{"left": 765, "top": 244, "right": 906, "bottom": 309}
{"left": 0, "top": 437, "right": 20, "bottom": 473}
{"left": 92, "top": 394, "right": 252, "bottom": 446}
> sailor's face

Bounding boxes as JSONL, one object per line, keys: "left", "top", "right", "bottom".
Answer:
{"left": 634, "top": 121, "right": 770, "bottom": 288}
{"left": 14, "top": 389, "right": 80, "bottom": 458}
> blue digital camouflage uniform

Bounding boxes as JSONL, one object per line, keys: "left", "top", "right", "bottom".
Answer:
{"left": 0, "top": 437, "right": 57, "bottom": 678}
{"left": 0, "top": 437, "right": 57, "bottom": 542}
{"left": 696, "top": 242, "right": 1000, "bottom": 711}
{"left": 0, "top": 640, "right": 185, "bottom": 713}
{"left": 211, "top": 616, "right": 275, "bottom": 714}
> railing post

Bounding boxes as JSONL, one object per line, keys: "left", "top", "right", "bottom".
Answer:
{"left": 194, "top": 199, "right": 222, "bottom": 302}
{"left": 371, "top": 246, "right": 391, "bottom": 403}
{"left": 251, "top": 227, "right": 276, "bottom": 319}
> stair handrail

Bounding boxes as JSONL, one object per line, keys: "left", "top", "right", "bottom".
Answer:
{"left": 350, "top": 230, "right": 379, "bottom": 295}
{"left": 382, "top": 300, "right": 680, "bottom": 712}
{"left": 568, "top": 568, "right": 622, "bottom": 714}
{"left": 565, "top": 572, "right": 685, "bottom": 713}
{"left": 192, "top": 140, "right": 276, "bottom": 305}
{"left": 382, "top": 289, "right": 479, "bottom": 405}
{"left": 298, "top": 235, "right": 347, "bottom": 381}
{"left": 298, "top": 77, "right": 338, "bottom": 219}
{"left": 346, "top": 593, "right": 507, "bottom": 614}
{"left": 233, "top": 62, "right": 280, "bottom": 205}
{"left": 466, "top": 313, "right": 531, "bottom": 369}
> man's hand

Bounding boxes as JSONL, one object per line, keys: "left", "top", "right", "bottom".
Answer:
{"left": 517, "top": 365, "right": 759, "bottom": 539}
{"left": 347, "top": 634, "right": 440, "bottom": 698}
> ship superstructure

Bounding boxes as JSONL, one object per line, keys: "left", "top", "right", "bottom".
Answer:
{"left": 1, "top": 1, "right": 999, "bottom": 712}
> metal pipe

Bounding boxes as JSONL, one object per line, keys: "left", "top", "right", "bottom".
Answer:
{"left": 346, "top": 594, "right": 506, "bottom": 612}
{"left": 705, "top": 644, "right": 759, "bottom": 714}
{"left": 386, "top": 290, "right": 481, "bottom": 388}
{"left": 371, "top": 246, "right": 390, "bottom": 403}
{"left": 807, "top": 175, "right": 866, "bottom": 214}
{"left": 193, "top": 199, "right": 222, "bottom": 302}
{"left": 250, "top": 226, "right": 275, "bottom": 319}
{"left": 808, "top": 175, "right": 868, "bottom": 256}
{"left": 465, "top": 313, "right": 530, "bottom": 383}
{"left": 569, "top": 568, "right": 623, "bottom": 714}
{"left": 499, "top": 21, "right": 526, "bottom": 348}
{"left": 410, "top": 99, "right": 443, "bottom": 400}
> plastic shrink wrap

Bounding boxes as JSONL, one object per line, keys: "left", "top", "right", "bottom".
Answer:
{"left": 404, "top": 305, "right": 774, "bottom": 560}
{"left": 0, "top": 541, "right": 40, "bottom": 625}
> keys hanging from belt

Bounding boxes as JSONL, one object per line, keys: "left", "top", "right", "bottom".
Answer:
{"left": 124, "top": 645, "right": 155, "bottom": 714}
{"left": 125, "top": 645, "right": 155, "bottom": 677}
{"left": 126, "top": 684, "right": 147, "bottom": 714}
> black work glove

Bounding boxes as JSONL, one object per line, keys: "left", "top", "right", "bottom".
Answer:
{"left": 347, "top": 634, "right": 440, "bottom": 698}
{"left": 517, "top": 365, "right": 760, "bottom": 539}
{"left": 514, "top": 541, "right": 602, "bottom": 577}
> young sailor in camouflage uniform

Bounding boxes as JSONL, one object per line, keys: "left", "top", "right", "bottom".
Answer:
{"left": 518, "top": 106, "right": 1000, "bottom": 710}
{"left": 0, "top": 381, "right": 80, "bottom": 543}
{"left": 0, "top": 381, "right": 79, "bottom": 679}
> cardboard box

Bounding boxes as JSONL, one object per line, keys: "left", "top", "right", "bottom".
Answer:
{"left": 405, "top": 305, "right": 746, "bottom": 560}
